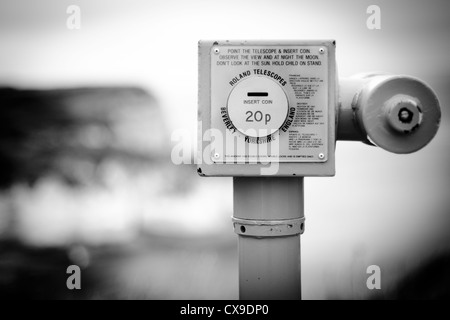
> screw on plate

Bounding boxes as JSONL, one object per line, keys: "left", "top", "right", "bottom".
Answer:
{"left": 214, "top": 153, "right": 220, "bottom": 159}
{"left": 213, "top": 47, "right": 220, "bottom": 54}
{"left": 319, "top": 48, "right": 325, "bottom": 54}
{"left": 318, "top": 153, "right": 325, "bottom": 159}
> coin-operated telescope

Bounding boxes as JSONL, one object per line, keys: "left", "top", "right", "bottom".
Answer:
{"left": 197, "top": 40, "right": 440, "bottom": 299}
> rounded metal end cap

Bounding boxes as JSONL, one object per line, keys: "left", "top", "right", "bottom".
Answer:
{"left": 357, "top": 75, "right": 441, "bottom": 154}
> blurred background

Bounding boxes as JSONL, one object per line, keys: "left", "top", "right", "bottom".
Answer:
{"left": 0, "top": 0, "right": 449, "bottom": 299}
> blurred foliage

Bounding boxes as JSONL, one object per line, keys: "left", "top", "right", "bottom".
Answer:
{"left": 0, "top": 86, "right": 236, "bottom": 299}
{"left": 0, "top": 235, "right": 237, "bottom": 300}
{"left": 0, "top": 87, "right": 166, "bottom": 188}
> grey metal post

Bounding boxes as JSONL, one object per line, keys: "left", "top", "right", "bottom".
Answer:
{"left": 233, "top": 177, "right": 304, "bottom": 300}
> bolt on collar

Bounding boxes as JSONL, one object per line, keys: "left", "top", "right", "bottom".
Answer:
{"left": 232, "top": 217, "right": 305, "bottom": 237}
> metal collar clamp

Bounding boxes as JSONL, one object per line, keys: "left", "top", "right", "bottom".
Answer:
{"left": 232, "top": 217, "right": 305, "bottom": 238}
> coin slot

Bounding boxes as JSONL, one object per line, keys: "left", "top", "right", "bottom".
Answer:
{"left": 247, "top": 92, "right": 268, "bottom": 97}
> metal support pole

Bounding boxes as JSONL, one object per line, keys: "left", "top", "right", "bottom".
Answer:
{"left": 233, "top": 177, "right": 304, "bottom": 300}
